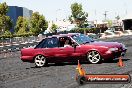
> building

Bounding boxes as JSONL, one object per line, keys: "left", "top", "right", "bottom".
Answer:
{"left": 122, "top": 14, "right": 132, "bottom": 30}
{"left": 44, "top": 20, "right": 77, "bottom": 34}
{"left": 7, "top": 6, "right": 33, "bottom": 32}
{"left": 54, "top": 20, "right": 77, "bottom": 32}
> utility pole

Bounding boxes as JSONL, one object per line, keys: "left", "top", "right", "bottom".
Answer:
{"left": 95, "top": 10, "right": 97, "bottom": 27}
{"left": 103, "top": 11, "right": 108, "bottom": 21}
{"left": 56, "top": 9, "right": 61, "bottom": 21}
{"left": 123, "top": 2, "right": 127, "bottom": 16}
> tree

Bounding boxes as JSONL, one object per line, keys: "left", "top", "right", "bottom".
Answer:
{"left": 30, "top": 12, "right": 48, "bottom": 35}
{"left": 0, "top": 2, "right": 12, "bottom": 34}
{"left": 0, "top": 15, "right": 12, "bottom": 32}
{"left": 69, "top": 2, "right": 88, "bottom": 28}
{"left": 3, "top": 30, "right": 12, "bottom": 37}
{"left": 115, "top": 15, "right": 120, "bottom": 21}
{"left": 107, "top": 20, "right": 113, "bottom": 27}
{"left": 68, "top": 16, "right": 74, "bottom": 24}
{"left": 15, "top": 16, "right": 29, "bottom": 34}
{"left": 51, "top": 23, "right": 58, "bottom": 33}
{"left": 0, "top": 2, "right": 8, "bottom": 15}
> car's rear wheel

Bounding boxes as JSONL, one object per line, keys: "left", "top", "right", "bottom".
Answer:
{"left": 34, "top": 55, "right": 47, "bottom": 67}
{"left": 87, "top": 51, "right": 102, "bottom": 64}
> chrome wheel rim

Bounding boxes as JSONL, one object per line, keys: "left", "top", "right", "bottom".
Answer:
{"left": 87, "top": 51, "right": 101, "bottom": 64}
{"left": 35, "top": 55, "right": 46, "bottom": 67}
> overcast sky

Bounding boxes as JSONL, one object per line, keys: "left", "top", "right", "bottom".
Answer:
{"left": 1, "top": 0, "right": 132, "bottom": 21}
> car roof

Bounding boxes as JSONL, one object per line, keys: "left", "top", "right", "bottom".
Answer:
{"left": 46, "top": 33, "right": 80, "bottom": 38}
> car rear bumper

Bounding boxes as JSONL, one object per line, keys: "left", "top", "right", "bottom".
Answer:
{"left": 21, "top": 56, "right": 34, "bottom": 62}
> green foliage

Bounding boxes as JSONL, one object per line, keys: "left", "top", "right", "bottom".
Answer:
{"left": 51, "top": 23, "right": 58, "bottom": 33}
{"left": 1, "top": 30, "right": 13, "bottom": 38}
{"left": 0, "top": 2, "right": 8, "bottom": 15}
{"left": 115, "top": 15, "right": 120, "bottom": 20}
{"left": 107, "top": 20, "right": 113, "bottom": 27}
{"left": 71, "top": 3, "right": 83, "bottom": 18}
{"left": 14, "top": 16, "right": 36, "bottom": 37}
{"left": 0, "top": 32, "right": 35, "bottom": 39}
{"left": 13, "top": 32, "right": 35, "bottom": 37}
{"left": 12, "top": 12, "right": 48, "bottom": 37}
{"left": 0, "top": 2, "right": 12, "bottom": 34}
{"left": 0, "top": 15, "right": 13, "bottom": 31}
{"left": 69, "top": 2, "right": 88, "bottom": 28}
{"left": 15, "top": 16, "right": 29, "bottom": 34}
{"left": 69, "top": 28, "right": 96, "bottom": 34}
{"left": 30, "top": 12, "right": 48, "bottom": 35}
{"left": 0, "top": 2, "right": 49, "bottom": 38}
{"left": 68, "top": 16, "right": 74, "bottom": 24}
{"left": 3, "top": 30, "right": 12, "bottom": 35}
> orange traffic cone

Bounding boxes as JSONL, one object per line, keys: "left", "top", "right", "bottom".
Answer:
{"left": 76, "top": 60, "right": 86, "bottom": 76}
{"left": 118, "top": 57, "right": 124, "bottom": 67}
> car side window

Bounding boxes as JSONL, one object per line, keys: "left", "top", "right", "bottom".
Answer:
{"left": 46, "top": 37, "right": 59, "bottom": 48}
{"left": 59, "top": 37, "right": 74, "bottom": 47}
{"left": 35, "top": 38, "right": 47, "bottom": 48}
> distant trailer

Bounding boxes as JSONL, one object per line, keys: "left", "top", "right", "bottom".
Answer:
{"left": 122, "top": 19, "right": 132, "bottom": 30}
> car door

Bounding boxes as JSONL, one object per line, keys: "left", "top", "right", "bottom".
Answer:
{"left": 57, "top": 46, "right": 74, "bottom": 62}
{"left": 73, "top": 45, "right": 86, "bottom": 56}
{"left": 54, "top": 36, "right": 74, "bottom": 62}
{"left": 42, "top": 37, "right": 60, "bottom": 58}
{"left": 70, "top": 45, "right": 86, "bottom": 62}
{"left": 57, "top": 36, "right": 85, "bottom": 62}
{"left": 70, "top": 34, "right": 89, "bottom": 61}
{"left": 42, "top": 37, "right": 72, "bottom": 62}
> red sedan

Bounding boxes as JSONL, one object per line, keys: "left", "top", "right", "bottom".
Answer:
{"left": 21, "top": 33, "right": 127, "bottom": 67}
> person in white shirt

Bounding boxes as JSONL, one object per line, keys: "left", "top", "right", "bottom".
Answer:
{"left": 64, "top": 39, "right": 71, "bottom": 47}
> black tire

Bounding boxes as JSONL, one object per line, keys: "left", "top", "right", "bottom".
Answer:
{"left": 76, "top": 76, "right": 87, "bottom": 85}
{"left": 87, "top": 51, "right": 102, "bottom": 64}
{"left": 34, "top": 55, "right": 47, "bottom": 67}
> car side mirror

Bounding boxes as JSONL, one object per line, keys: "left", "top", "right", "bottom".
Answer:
{"left": 73, "top": 43, "right": 77, "bottom": 52}
{"left": 73, "top": 43, "right": 77, "bottom": 48}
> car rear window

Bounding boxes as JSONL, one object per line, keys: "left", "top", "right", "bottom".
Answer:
{"left": 35, "top": 37, "right": 59, "bottom": 48}
{"left": 35, "top": 38, "right": 47, "bottom": 48}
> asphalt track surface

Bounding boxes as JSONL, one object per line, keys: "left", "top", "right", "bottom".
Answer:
{"left": 0, "top": 36, "right": 132, "bottom": 88}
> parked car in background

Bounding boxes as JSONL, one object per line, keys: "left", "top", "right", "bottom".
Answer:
{"left": 104, "top": 32, "right": 118, "bottom": 38}
{"left": 105, "top": 27, "right": 115, "bottom": 33}
{"left": 99, "top": 33, "right": 106, "bottom": 39}
{"left": 21, "top": 33, "right": 127, "bottom": 67}
{"left": 104, "top": 28, "right": 119, "bottom": 38}
{"left": 87, "top": 33, "right": 100, "bottom": 40}
{"left": 122, "top": 30, "right": 132, "bottom": 36}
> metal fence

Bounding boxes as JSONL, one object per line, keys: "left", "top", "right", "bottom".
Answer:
{"left": 0, "top": 35, "right": 45, "bottom": 58}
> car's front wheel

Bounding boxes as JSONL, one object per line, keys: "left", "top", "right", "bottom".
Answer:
{"left": 34, "top": 55, "right": 47, "bottom": 67}
{"left": 87, "top": 51, "right": 102, "bottom": 64}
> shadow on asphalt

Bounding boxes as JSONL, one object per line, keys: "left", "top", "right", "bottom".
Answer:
{"left": 104, "top": 58, "right": 130, "bottom": 63}
{"left": 29, "top": 62, "right": 88, "bottom": 68}
{"left": 28, "top": 58, "right": 130, "bottom": 68}
{"left": 46, "top": 62, "right": 83, "bottom": 67}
